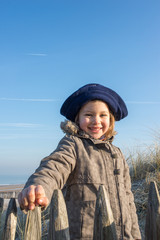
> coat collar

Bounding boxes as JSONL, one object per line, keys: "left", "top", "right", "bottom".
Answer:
{"left": 60, "top": 120, "right": 115, "bottom": 144}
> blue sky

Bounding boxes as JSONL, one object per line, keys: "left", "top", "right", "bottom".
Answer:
{"left": 0, "top": 0, "right": 160, "bottom": 184}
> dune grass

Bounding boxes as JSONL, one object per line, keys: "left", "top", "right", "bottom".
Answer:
{"left": 129, "top": 143, "right": 160, "bottom": 182}
{"left": 127, "top": 143, "right": 160, "bottom": 239}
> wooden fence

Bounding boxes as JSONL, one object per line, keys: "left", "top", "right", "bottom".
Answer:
{"left": 145, "top": 181, "right": 160, "bottom": 240}
{"left": 0, "top": 181, "right": 159, "bottom": 240}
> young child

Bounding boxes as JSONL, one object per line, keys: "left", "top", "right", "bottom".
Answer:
{"left": 18, "top": 83, "right": 141, "bottom": 240}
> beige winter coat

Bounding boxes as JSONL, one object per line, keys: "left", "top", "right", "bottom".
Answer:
{"left": 24, "top": 121, "right": 141, "bottom": 240}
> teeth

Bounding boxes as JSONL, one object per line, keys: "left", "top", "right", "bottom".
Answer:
{"left": 90, "top": 128, "right": 101, "bottom": 131}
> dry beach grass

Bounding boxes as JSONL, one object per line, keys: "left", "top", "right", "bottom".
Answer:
{"left": 129, "top": 143, "right": 160, "bottom": 239}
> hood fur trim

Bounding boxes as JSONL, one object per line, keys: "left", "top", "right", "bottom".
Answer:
{"left": 60, "top": 120, "right": 116, "bottom": 143}
{"left": 60, "top": 120, "right": 79, "bottom": 135}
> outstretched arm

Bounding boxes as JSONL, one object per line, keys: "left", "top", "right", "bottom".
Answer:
{"left": 18, "top": 135, "right": 77, "bottom": 211}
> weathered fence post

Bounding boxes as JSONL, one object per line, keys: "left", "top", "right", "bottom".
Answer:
{"left": 145, "top": 181, "right": 160, "bottom": 240}
{"left": 2, "top": 198, "right": 17, "bottom": 240}
{"left": 24, "top": 206, "right": 41, "bottom": 240}
{"left": 0, "top": 197, "right": 4, "bottom": 224}
{"left": 93, "top": 185, "right": 117, "bottom": 240}
{"left": 0, "top": 198, "right": 4, "bottom": 239}
{"left": 48, "top": 189, "right": 70, "bottom": 240}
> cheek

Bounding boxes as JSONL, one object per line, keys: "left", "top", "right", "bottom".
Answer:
{"left": 79, "top": 118, "right": 88, "bottom": 130}
{"left": 104, "top": 119, "right": 110, "bottom": 128}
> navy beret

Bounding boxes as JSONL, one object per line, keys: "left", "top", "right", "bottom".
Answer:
{"left": 60, "top": 83, "right": 128, "bottom": 121}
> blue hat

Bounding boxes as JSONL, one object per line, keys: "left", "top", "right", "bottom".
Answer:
{"left": 60, "top": 83, "right": 128, "bottom": 121}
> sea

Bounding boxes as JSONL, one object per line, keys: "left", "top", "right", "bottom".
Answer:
{"left": 0, "top": 174, "right": 29, "bottom": 185}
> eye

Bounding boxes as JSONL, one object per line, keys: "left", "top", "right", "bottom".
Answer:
{"left": 100, "top": 114, "right": 108, "bottom": 117}
{"left": 85, "top": 113, "right": 92, "bottom": 117}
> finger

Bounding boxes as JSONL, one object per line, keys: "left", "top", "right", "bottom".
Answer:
{"left": 20, "top": 186, "right": 36, "bottom": 210}
{"left": 35, "top": 185, "right": 49, "bottom": 207}
{"left": 28, "top": 202, "right": 36, "bottom": 210}
{"left": 21, "top": 188, "right": 29, "bottom": 208}
{"left": 26, "top": 185, "right": 37, "bottom": 210}
{"left": 36, "top": 196, "right": 49, "bottom": 208}
{"left": 35, "top": 185, "right": 46, "bottom": 198}
{"left": 18, "top": 189, "right": 30, "bottom": 212}
{"left": 27, "top": 185, "right": 36, "bottom": 203}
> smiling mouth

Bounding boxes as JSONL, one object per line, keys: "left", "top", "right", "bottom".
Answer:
{"left": 88, "top": 127, "right": 102, "bottom": 133}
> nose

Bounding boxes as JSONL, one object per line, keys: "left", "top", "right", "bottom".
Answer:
{"left": 92, "top": 115, "right": 100, "bottom": 124}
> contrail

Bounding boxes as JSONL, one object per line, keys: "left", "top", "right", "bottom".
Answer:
{"left": 0, "top": 98, "right": 60, "bottom": 102}
{"left": 26, "top": 53, "right": 47, "bottom": 56}
{"left": 126, "top": 101, "right": 160, "bottom": 104}
{"left": 0, "top": 123, "right": 42, "bottom": 127}
{"left": 1, "top": 98, "right": 159, "bottom": 104}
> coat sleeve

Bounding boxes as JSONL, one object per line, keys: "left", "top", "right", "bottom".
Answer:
{"left": 122, "top": 155, "right": 142, "bottom": 239}
{"left": 24, "top": 135, "right": 77, "bottom": 203}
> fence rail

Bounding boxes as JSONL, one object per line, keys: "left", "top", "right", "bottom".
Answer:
{"left": 0, "top": 181, "right": 160, "bottom": 240}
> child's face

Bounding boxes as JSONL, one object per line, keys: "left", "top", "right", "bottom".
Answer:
{"left": 78, "top": 100, "right": 110, "bottom": 139}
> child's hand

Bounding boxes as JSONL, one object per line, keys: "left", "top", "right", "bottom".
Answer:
{"left": 18, "top": 185, "right": 49, "bottom": 212}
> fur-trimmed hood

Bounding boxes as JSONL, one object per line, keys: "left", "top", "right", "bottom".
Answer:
{"left": 60, "top": 120, "right": 79, "bottom": 135}
{"left": 60, "top": 120, "right": 115, "bottom": 142}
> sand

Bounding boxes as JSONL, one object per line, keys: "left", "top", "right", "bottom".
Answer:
{"left": 0, "top": 184, "right": 24, "bottom": 192}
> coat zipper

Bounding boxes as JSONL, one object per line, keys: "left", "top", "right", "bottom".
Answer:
{"left": 99, "top": 146, "right": 124, "bottom": 239}
{"left": 113, "top": 153, "right": 124, "bottom": 240}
